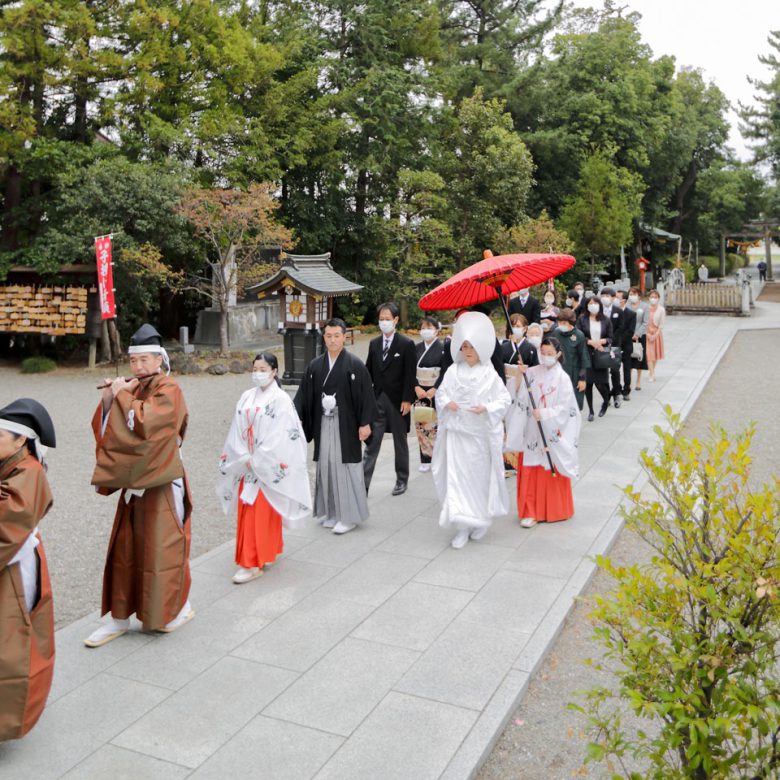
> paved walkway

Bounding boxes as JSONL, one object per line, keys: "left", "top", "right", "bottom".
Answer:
{"left": 2, "top": 283, "right": 779, "bottom": 780}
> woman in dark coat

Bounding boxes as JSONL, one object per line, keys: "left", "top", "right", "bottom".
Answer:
{"left": 552, "top": 308, "right": 590, "bottom": 411}
{"left": 576, "top": 298, "right": 613, "bottom": 421}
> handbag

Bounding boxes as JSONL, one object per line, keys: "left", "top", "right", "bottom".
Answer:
{"left": 412, "top": 402, "right": 437, "bottom": 425}
{"left": 592, "top": 346, "right": 622, "bottom": 370}
{"left": 631, "top": 341, "right": 644, "bottom": 361}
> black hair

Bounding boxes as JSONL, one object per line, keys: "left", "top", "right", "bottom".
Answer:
{"left": 600, "top": 287, "right": 615, "bottom": 297}
{"left": 377, "top": 302, "right": 400, "bottom": 319}
{"left": 253, "top": 352, "right": 282, "bottom": 386}
{"left": 567, "top": 289, "right": 580, "bottom": 302}
{"left": 541, "top": 336, "right": 565, "bottom": 365}
{"left": 324, "top": 317, "right": 347, "bottom": 333}
{"left": 420, "top": 317, "right": 440, "bottom": 330}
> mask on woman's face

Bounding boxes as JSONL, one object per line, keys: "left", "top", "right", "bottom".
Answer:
{"left": 588, "top": 303, "right": 600, "bottom": 314}
{"left": 557, "top": 324, "right": 572, "bottom": 334}
{"left": 541, "top": 354, "right": 558, "bottom": 367}
{"left": 649, "top": 297, "right": 659, "bottom": 305}
{"left": 419, "top": 328, "right": 436, "bottom": 342}
{"left": 512, "top": 326, "right": 525, "bottom": 338}
{"left": 628, "top": 294, "right": 639, "bottom": 304}
{"left": 252, "top": 371, "right": 274, "bottom": 388}
{"left": 528, "top": 335, "right": 542, "bottom": 349}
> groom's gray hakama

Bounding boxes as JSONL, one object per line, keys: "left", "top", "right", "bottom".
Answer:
{"left": 294, "top": 350, "right": 377, "bottom": 526}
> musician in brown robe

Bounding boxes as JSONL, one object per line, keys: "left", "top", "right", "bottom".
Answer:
{"left": 84, "top": 323, "right": 194, "bottom": 647}
{"left": 0, "top": 398, "right": 56, "bottom": 741}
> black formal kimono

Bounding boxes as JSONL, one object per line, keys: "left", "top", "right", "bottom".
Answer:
{"left": 413, "top": 339, "right": 448, "bottom": 464}
{"left": 294, "top": 350, "right": 377, "bottom": 463}
{"left": 500, "top": 338, "right": 538, "bottom": 367}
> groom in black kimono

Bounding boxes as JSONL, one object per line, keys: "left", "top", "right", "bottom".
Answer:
{"left": 294, "top": 319, "right": 377, "bottom": 534}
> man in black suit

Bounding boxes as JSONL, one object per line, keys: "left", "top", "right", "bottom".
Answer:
{"left": 507, "top": 287, "right": 541, "bottom": 324}
{"left": 599, "top": 287, "right": 625, "bottom": 408}
{"left": 615, "top": 290, "right": 636, "bottom": 401}
{"left": 363, "top": 302, "right": 417, "bottom": 496}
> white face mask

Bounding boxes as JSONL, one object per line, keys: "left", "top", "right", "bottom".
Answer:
{"left": 557, "top": 324, "right": 572, "bottom": 333}
{"left": 565, "top": 298, "right": 573, "bottom": 307}
{"left": 378, "top": 320, "right": 395, "bottom": 334}
{"left": 518, "top": 289, "right": 529, "bottom": 297}
{"left": 588, "top": 303, "right": 600, "bottom": 314}
{"left": 528, "top": 336, "right": 542, "bottom": 349}
{"left": 252, "top": 371, "right": 274, "bottom": 388}
{"left": 601, "top": 297, "right": 612, "bottom": 307}
{"left": 628, "top": 294, "right": 639, "bottom": 304}
{"left": 512, "top": 326, "right": 525, "bottom": 338}
{"left": 649, "top": 297, "right": 659, "bottom": 305}
{"left": 541, "top": 354, "right": 558, "bottom": 367}
{"left": 419, "top": 328, "right": 436, "bottom": 342}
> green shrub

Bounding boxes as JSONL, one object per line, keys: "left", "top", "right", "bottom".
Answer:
{"left": 20, "top": 356, "right": 57, "bottom": 374}
{"left": 574, "top": 408, "right": 780, "bottom": 779}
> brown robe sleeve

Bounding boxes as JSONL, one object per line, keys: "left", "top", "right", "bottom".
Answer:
{"left": 1, "top": 456, "right": 52, "bottom": 569}
{"left": 91, "top": 375, "right": 188, "bottom": 491}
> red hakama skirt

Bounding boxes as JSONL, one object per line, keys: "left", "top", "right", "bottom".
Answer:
{"left": 235, "top": 482, "right": 283, "bottom": 568}
{"left": 516, "top": 464, "right": 573, "bottom": 523}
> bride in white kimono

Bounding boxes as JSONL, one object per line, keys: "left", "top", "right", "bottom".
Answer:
{"left": 216, "top": 353, "right": 312, "bottom": 583}
{"left": 432, "top": 312, "right": 511, "bottom": 549}
{"left": 505, "top": 335, "right": 581, "bottom": 528}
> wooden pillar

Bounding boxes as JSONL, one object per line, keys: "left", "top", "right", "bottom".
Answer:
{"left": 719, "top": 234, "right": 726, "bottom": 278}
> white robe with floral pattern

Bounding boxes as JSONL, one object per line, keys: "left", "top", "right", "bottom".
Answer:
{"left": 216, "top": 382, "right": 312, "bottom": 528}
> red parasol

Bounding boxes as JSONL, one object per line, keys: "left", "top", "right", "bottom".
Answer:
{"left": 418, "top": 250, "right": 576, "bottom": 312}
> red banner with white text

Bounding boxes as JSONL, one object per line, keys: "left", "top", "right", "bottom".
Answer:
{"left": 95, "top": 235, "right": 116, "bottom": 319}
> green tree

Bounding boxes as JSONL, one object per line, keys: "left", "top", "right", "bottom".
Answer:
{"left": 437, "top": 0, "right": 562, "bottom": 101}
{"left": 493, "top": 210, "right": 574, "bottom": 254}
{"left": 370, "top": 169, "right": 455, "bottom": 306}
{"left": 510, "top": 13, "right": 674, "bottom": 218}
{"left": 576, "top": 409, "right": 780, "bottom": 779}
{"left": 692, "top": 161, "right": 766, "bottom": 255}
{"left": 740, "top": 30, "right": 780, "bottom": 179}
{"left": 436, "top": 89, "right": 534, "bottom": 268}
{"left": 558, "top": 149, "right": 644, "bottom": 272}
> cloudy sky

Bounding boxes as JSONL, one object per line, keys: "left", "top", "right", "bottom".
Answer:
{"left": 564, "top": 0, "right": 779, "bottom": 159}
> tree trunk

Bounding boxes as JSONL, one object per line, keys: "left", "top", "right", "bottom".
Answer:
{"left": 219, "top": 306, "right": 229, "bottom": 355}
{"left": 0, "top": 165, "right": 22, "bottom": 250}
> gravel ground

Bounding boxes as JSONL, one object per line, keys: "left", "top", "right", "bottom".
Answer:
{"left": 477, "top": 328, "right": 780, "bottom": 779}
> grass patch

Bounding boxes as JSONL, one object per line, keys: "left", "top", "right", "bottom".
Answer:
{"left": 20, "top": 356, "right": 57, "bottom": 374}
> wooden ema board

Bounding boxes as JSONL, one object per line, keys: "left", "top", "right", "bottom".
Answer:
{"left": 0, "top": 285, "right": 95, "bottom": 335}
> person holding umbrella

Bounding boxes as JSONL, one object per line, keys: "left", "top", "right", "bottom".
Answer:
{"left": 432, "top": 312, "right": 511, "bottom": 549}
{"left": 507, "top": 336, "right": 581, "bottom": 528}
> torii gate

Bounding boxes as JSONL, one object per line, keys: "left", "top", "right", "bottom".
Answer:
{"left": 721, "top": 219, "right": 779, "bottom": 281}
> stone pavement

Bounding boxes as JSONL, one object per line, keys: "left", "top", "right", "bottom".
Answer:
{"left": 2, "top": 285, "right": 779, "bottom": 780}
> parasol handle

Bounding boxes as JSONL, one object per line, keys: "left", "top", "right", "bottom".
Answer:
{"left": 497, "top": 286, "right": 556, "bottom": 477}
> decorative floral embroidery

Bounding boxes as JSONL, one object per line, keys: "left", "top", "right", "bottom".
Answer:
{"left": 287, "top": 428, "right": 301, "bottom": 440}
{"left": 263, "top": 403, "right": 276, "bottom": 418}
{"left": 127, "top": 409, "right": 135, "bottom": 431}
{"left": 272, "top": 462, "right": 289, "bottom": 483}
